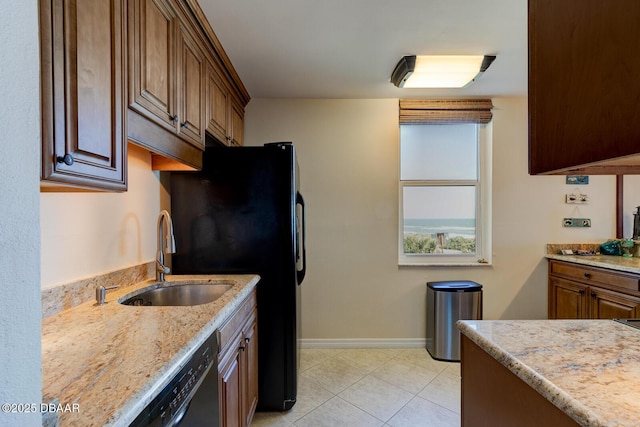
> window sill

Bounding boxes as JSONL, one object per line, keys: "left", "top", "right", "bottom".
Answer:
{"left": 398, "top": 262, "right": 493, "bottom": 267}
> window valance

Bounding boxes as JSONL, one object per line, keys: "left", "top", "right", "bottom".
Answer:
{"left": 399, "top": 99, "right": 494, "bottom": 124}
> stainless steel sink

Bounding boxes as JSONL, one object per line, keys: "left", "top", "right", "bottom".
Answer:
{"left": 120, "top": 283, "right": 233, "bottom": 307}
{"left": 613, "top": 318, "right": 640, "bottom": 331}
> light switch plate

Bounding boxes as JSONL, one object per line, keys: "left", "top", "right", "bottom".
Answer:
{"left": 563, "top": 218, "right": 591, "bottom": 227}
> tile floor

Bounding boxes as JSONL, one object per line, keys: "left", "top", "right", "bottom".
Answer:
{"left": 251, "top": 348, "right": 461, "bottom": 427}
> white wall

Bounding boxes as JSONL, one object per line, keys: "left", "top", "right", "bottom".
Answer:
{"left": 0, "top": 1, "right": 42, "bottom": 426}
{"left": 40, "top": 144, "right": 161, "bottom": 288}
{"left": 245, "top": 97, "right": 640, "bottom": 340}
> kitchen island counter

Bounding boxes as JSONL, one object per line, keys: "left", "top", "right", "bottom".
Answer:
{"left": 42, "top": 274, "right": 259, "bottom": 426}
{"left": 458, "top": 319, "right": 640, "bottom": 426}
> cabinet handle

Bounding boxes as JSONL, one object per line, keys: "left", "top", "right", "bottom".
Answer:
{"left": 56, "top": 154, "right": 74, "bottom": 166}
{"left": 180, "top": 121, "right": 188, "bottom": 129}
{"left": 239, "top": 344, "right": 246, "bottom": 351}
{"left": 584, "top": 273, "right": 591, "bottom": 279}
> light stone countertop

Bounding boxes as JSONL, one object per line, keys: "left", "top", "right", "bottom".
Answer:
{"left": 545, "top": 254, "right": 640, "bottom": 274}
{"left": 458, "top": 319, "right": 640, "bottom": 427}
{"left": 42, "top": 274, "right": 260, "bottom": 427}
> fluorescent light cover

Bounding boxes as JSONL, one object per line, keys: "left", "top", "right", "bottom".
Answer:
{"left": 403, "top": 55, "right": 486, "bottom": 88}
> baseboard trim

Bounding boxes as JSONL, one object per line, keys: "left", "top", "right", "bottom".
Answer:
{"left": 300, "top": 338, "right": 427, "bottom": 349}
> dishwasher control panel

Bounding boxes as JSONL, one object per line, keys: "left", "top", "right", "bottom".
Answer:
{"left": 129, "top": 332, "right": 218, "bottom": 427}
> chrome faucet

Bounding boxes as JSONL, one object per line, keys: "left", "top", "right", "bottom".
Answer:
{"left": 156, "top": 210, "right": 176, "bottom": 282}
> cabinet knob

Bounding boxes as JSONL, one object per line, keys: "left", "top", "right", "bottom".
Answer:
{"left": 245, "top": 337, "right": 251, "bottom": 343}
{"left": 170, "top": 115, "right": 179, "bottom": 123}
{"left": 579, "top": 289, "right": 585, "bottom": 294}
{"left": 591, "top": 291, "right": 597, "bottom": 297}
{"left": 226, "top": 135, "right": 232, "bottom": 141}
{"left": 584, "top": 273, "right": 592, "bottom": 279}
{"left": 180, "top": 121, "right": 188, "bottom": 129}
{"left": 56, "top": 154, "right": 74, "bottom": 166}
{"left": 239, "top": 344, "right": 246, "bottom": 351}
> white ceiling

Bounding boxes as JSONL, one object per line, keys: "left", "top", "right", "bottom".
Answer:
{"left": 199, "top": 0, "right": 528, "bottom": 99}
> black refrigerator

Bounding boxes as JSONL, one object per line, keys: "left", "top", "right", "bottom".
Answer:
{"left": 170, "top": 142, "right": 306, "bottom": 411}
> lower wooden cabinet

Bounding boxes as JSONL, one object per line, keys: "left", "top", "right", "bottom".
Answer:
{"left": 549, "top": 277, "right": 589, "bottom": 319}
{"left": 219, "top": 333, "right": 243, "bottom": 427}
{"left": 218, "top": 289, "right": 257, "bottom": 427}
{"left": 241, "top": 313, "right": 258, "bottom": 426}
{"left": 590, "top": 287, "right": 640, "bottom": 319}
{"left": 548, "top": 260, "right": 640, "bottom": 319}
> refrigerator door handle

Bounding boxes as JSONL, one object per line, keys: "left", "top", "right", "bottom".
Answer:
{"left": 296, "top": 192, "right": 306, "bottom": 284}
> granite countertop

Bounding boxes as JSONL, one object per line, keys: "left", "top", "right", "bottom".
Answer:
{"left": 458, "top": 319, "right": 640, "bottom": 426}
{"left": 42, "top": 274, "right": 259, "bottom": 427}
{"left": 546, "top": 253, "right": 640, "bottom": 274}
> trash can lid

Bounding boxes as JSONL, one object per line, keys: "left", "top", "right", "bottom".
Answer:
{"left": 427, "top": 280, "right": 482, "bottom": 292}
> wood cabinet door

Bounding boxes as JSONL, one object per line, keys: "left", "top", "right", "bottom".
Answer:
{"left": 229, "top": 97, "right": 245, "bottom": 146}
{"left": 128, "top": 0, "right": 177, "bottom": 132}
{"left": 242, "top": 312, "right": 258, "bottom": 426}
{"left": 40, "top": 0, "right": 126, "bottom": 191}
{"left": 548, "top": 277, "right": 588, "bottom": 319}
{"left": 176, "top": 23, "right": 205, "bottom": 148}
{"left": 528, "top": 0, "right": 640, "bottom": 174}
{"left": 590, "top": 287, "right": 640, "bottom": 319}
{"left": 219, "top": 334, "right": 243, "bottom": 427}
{"left": 206, "top": 62, "right": 230, "bottom": 144}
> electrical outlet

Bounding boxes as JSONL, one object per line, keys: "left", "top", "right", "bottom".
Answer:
{"left": 563, "top": 218, "right": 591, "bottom": 227}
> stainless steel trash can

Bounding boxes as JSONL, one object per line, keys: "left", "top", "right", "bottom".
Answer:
{"left": 426, "top": 281, "right": 482, "bottom": 362}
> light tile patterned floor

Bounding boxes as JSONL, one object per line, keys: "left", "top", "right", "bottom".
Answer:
{"left": 251, "top": 348, "right": 461, "bottom": 427}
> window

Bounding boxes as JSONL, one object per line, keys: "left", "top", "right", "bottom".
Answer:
{"left": 398, "top": 120, "right": 492, "bottom": 266}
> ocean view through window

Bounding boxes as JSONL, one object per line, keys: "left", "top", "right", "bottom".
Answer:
{"left": 399, "top": 122, "right": 491, "bottom": 265}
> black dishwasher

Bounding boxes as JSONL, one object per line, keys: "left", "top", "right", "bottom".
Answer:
{"left": 130, "top": 331, "right": 219, "bottom": 427}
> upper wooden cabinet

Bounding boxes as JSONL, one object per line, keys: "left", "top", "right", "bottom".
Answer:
{"left": 177, "top": 21, "right": 206, "bottom": 148}
{"left": 127, "top": 0, "right": 206, "bottom": 168}
{"left": 40, "top": 0, "right": 250, "bottom": 180}
{"left": 127, "top": 0, "right": 177, "bottom": 136}
{"left": 128, "top": 0, "right": 249, "bottom": 169}
{"left": 229, "top": 97, "right": 245, "bottom": 147}
{"left": 528, "top": 0, "right": 640, "bottom": 175}
{"left": 40, "top": 0, "right": 127, "bottom": 191}
{"left": 206, "top": 63, "right": 230, "bottom": 143}
{"left": 206, "top": 62, "right": 245, "bottom": 146}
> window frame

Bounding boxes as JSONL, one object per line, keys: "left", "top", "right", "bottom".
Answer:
{"left": 398, "top": 122, "right": 492, "bottom": 266}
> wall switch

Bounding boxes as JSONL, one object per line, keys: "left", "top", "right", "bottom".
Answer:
{"left": 563, "top": 218, "right": 591, "bottom": 227}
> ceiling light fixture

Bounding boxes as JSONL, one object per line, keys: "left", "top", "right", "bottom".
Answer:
{"left": 390, "top": 55, "right": 496, "bottom": 88}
